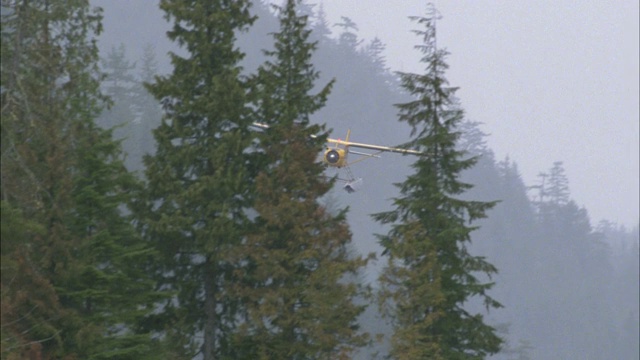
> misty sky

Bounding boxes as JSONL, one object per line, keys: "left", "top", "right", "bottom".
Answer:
{"left": 317, "top": 0, "right": 639, "bottom": 228}
{"left": 95, "top": 0, "right": 639, "bottom": 228}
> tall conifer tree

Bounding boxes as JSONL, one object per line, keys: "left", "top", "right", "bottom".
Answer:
{"left": 1, "top": 1, "right": 159, "bottom": 358}
{"left": 372, "top": 7, "right": 503, "bottom": 359}
{"left": 98, "top": 44, "right": 140, "bottom": 170}
{"left": 229, "top": 1, "right": 369, "bottom": 358}
{"left": 137, "top": 1, "right": 257, "bottom": 358}
{"left": 528, "top": 161, "right": 617, "bottom": 358}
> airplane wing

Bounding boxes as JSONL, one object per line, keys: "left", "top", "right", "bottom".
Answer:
{"left": 252, "top": 122, "right": 270, "bottom": 130}
{"left": 252, "top": 122, "right": 422, "bottom": 156}
{"left": 327, "top": 138, "right": 422, "bottom": 155}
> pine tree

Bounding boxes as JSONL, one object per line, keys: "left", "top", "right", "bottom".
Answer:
{"left": 137, "top": 1, "right": 257, "bottom": 358}
{"left": 546, "top": 161, "right": 570, "bottom": 206}
{"left": 334, "top": 16, "right": 360, "bottom": 50}
{"left": 97, "top": 44, "right": 162, "bottom": 174}
{"left": 372, "top": 7, "right": 503, "bottom": 359}
{"left": 310, "top": 2, "right": 332, "bottom": 44}
{"left": 131, "top": 44, "right": 163, "bottom": 171}
{"left": 98, "top": 44, "right": 140, "bottom": 170}
{"left": 529, "top": 161, "right": 617, "bottom": 359}
{"left": 1, "top": 1, "right": 160, "bottom": 358}
{"left": 363, "top": 37, "right": 389, "bottom": 78}
{"left": 457, "top": 120, "right": 492, "bottom": 159}
{"left": 0, "top": 201, "right": 53, "bottom": 358}
{"left": 230, "top": 1, "right": 369, "bottom": 358}
{"left": 101, "top": 44, "right": 138, "bottom": 103}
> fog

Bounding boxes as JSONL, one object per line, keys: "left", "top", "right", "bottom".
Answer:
{"left": 319, "top": 0, "right": 640, "bottom": 230}
{"left": 98, "top": 0, "right": 639, "bottom": 227}
{"left": 92, "top": 1, "right": 638, "bottom": 358}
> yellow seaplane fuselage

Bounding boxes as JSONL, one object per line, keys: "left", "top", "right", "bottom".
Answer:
{"left": 251, "top": 122, "right": 421, "bottom": 192}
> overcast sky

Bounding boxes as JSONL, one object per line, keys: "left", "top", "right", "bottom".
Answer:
{"left": 95, "top": 0, "right": 638, "bottom": 228}
{"left": 316, "top": 0, "right": 639, "bottom": 228}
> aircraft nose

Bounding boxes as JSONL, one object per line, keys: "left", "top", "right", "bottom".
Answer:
{"left": 325, "top": 149, "right": 340, "bottom": 164}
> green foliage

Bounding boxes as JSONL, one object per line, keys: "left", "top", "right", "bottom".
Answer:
{"left": 228, "top": 1, "right": 369, "bottom": 358}
{"left": 1, "top": 1, "right": 161, "bottom": 358}
{"left": 0, "top": 201, "right": 57, "bottom": 358}
{"left": 137, "top": 1, "right": 371, "bottom": 358}
{"left": 137, "top": 0, "right": 257, "bottom": 358}
{"left": 372, "top": 7, "right": 503, "bottom": 359}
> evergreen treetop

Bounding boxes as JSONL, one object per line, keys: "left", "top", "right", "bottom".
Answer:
{"left": 373, "top": 6, "right": 503, "bottom": 359}
{"left": 229, "top": 1, "right": 369, "bottom": 358}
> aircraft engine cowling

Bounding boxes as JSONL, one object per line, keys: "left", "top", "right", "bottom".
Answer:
{"left": 323, "top": 148, "right": 347, "bottom": 168}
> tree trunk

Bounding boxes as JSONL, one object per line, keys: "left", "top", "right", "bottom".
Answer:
{"left": 203, "top": 257, "right": 217, "bottom": 360}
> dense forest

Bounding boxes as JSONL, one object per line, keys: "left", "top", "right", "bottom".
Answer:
{"left": 1, "top": 1, "right": 638, "bottom": 359}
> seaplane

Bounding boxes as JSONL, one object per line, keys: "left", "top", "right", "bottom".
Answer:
{"left": 252, "top": 122, "right": 421, "bottom": 193}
